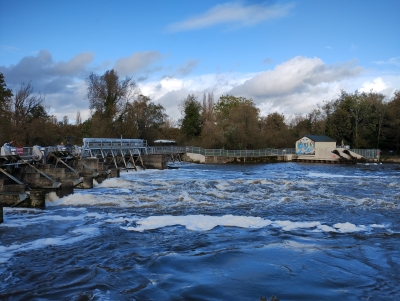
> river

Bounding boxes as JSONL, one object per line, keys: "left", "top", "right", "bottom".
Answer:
{"left": 1, "top": 162, "right": 400, "bottom": 300}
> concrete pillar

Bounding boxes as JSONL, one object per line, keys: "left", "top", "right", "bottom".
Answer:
{"left": 29, "top": 189, "right": 46, "bottom": 208}
{"left": 108, "top": 169, "right": 120, "bottom": 178}
{"left": 142, "top": 154, "right": 167, "bottom": 169}
{"left": 81, "top": 157, "right": 99, "bottom": 170}
{"left": 76, "top": 176, "right": 94, "bottom": 189}
{"left": 56, "top": 181, "right": 74, "bottom": 198}
{"left": 96, "top": 171, "right": 109, "bottom": 183}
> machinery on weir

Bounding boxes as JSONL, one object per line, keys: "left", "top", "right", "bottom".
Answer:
{"left": 0, "top": 138, "right": 181, "bottom": 222}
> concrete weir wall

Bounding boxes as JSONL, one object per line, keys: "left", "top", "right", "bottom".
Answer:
{"left": 142, "top": 154, "right": 168, "bottom": 170}
{"left": 0, "top": 155, "right": 124, "bottom": 223}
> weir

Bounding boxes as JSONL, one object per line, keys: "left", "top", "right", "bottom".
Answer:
{"left": 80, "top": 138, "right": 148, "bottom": 170}
{"left": 1, "top": 138, "right": 174, "bottom": 222}
{"left": 0, "top": 142, "right": 123, "bottom": 223}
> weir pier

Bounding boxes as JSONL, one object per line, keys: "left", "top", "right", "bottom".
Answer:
{"left": 0, "top": 138, "right": 171, "bottom": 223}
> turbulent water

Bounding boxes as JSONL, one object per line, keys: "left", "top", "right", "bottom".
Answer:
{"left": 1, "top": 162, "right": 400, "bottom": 300}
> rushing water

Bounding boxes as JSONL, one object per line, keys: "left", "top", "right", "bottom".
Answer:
{"left": 1, "top": 162, "right": 400, "bottom": 300}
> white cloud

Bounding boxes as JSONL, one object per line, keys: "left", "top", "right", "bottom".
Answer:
{"left": 374, "top": 57, "right": 400, "bottom": 67}
{"left": 113, "top": 51, "right": 162, "bottom": 77}
{"left": 230, "top": 56, "right": 362, "bottom": 98}
{"left": 167, "top": 1, "right": 294, "bottom": 32}
{"left": 3, "top": 50, "right": 399, "bottom": 125}
{"left": 359, "top": 77, "right": 387, "bottom": 93}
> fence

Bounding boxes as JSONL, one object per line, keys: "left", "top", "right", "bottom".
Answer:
{"left": 185, "top": 147, "right": 296, "bottom": 157}
{"left": 7, "top": 145, "right": 380, "bottom": 160}
{"left": 125, "top": 146, "right": 381, "bottom": 159}
{"left": 349, "top": 149, "right": 380, "bottom": 159}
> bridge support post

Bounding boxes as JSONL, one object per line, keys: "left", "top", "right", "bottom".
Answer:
{"left": 29, "top": 189, "right": 46, "bottom": 208}
{"left": 76, "top": 176, "right": 94, "bottom": 189}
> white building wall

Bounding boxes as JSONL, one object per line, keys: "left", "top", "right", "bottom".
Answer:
{"left": 315, "top": 142, "right": 336, "bottom": 151}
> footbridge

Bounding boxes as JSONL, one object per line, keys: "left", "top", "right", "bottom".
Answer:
{"left": 80, "top": 138, "right": 147, "bottom": 170}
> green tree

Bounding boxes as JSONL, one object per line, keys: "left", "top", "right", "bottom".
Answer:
{"left": 385, "top": 90, "right": 400, "bottom": 152}
{"left": 180, "top": 94, "right": 202, "bottom": 140}
{"left": 214, "top": 95, "right": 254, "bottom": 121}
{"left": 260, "top": 112, "right": 292, "bottom": 148}
{"left": 86, "top": 70, "right": 136, "bottom": 137}
{"left": 123, "top": 95, "right": 167, "bottom": 142}
{"left": 214, "top": 95, "right": 261, "bottom": 149}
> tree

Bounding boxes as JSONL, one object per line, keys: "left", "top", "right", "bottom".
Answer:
{"left": 10, "top": 82, "right": 48, "bottom": 145}
{"left": 385, "top": 90, "right": 400, "bottom": 153}
{"left": 214, "top": 95, "right": 254, "bottom": 122}
{"left": 180, "top": 94, "right": 202, "bottom": 140}
{"left": 0, "top": 73, "right": 13, "bottom": 110}
{"left": 76, "top": 111, "right": 82, "bottom": 125}
{"left": 86, "top": 70, "right": 136, "bottom": 137}
{"left": 260, "top": 112, "right": 292, "bottom": 148}
{"left": 124, "top": 95, "right": 167, "bottom": 141}
{"left": 214, "top": 95, "right": 261, "bottom": 149}
{"left": 0, "top": 73, "right": 13, "bottom": 143}
{"left": 12, "top": 82, "right": 46, "bottom": 126}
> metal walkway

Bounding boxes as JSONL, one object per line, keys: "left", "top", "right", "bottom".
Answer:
{"left": 80, "top": 138, "right": 148, "bottom": 170}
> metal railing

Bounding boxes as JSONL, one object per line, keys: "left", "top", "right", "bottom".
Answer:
{"left": 349, "top": 149, "right": 380, "bottom": 159}
{"left": 185, "top": 147, "right": 296, "bottom": 157}
{"left": 4, "top": 144, "right": 380, "bottom": 160}
{"left": 147, "top": 146, "right": 187, "bottom": 154}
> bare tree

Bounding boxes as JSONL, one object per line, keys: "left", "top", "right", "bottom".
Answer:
{"left": 13, "top": 82, "right": 46, "bottom": 126}
{"left": 76, "top": 111, "right": 82, "bottom": 125}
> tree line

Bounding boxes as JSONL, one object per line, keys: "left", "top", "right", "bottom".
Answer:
{"left": 1, "top": 71, "right": 399, "bottom": 153}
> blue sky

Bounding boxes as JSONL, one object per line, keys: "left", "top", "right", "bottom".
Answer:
{"left": 1, "top": 0, "right": 399, "bottom": 123}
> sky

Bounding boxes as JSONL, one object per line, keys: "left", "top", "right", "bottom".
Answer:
{"left": 1, "top": 0, "right": 399, "bottom": 124}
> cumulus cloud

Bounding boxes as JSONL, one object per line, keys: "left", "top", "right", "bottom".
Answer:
{"left": 226, "top": 56, "right": 363, "bottom": 116}
{"left": 359, "top": 77, "right": 387, "bottom": 93}
{"left": 0, "top": 50, "right": 95, "bottom": 123}
{"left": 230, "top": 56, "right": 362, "bottom": 98}
{"left": 0, "top": 50, "right": 93, "bottom": 88}
{"left": 138, "top": 56, "right": 369, "bottom": 120}
{"left": 53, "top": 52, "right": 94, "bottom": 76}
{"left": 113, "top": 51, "right": 162, "bottom": 77}
{"left": 166, "top": 1, "right": 294, "bottom": 32}
{"left": 2, "top": 51, "right": 398, "bottom": 124}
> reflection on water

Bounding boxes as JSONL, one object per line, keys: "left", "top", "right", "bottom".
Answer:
{"left": 1, "top": 162, "right": 400, "bottom": 300}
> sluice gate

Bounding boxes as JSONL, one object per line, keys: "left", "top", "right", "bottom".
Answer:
{"left": 81, "top": 138, "right": 147, "bottom": 170}
{"left": 0, "top": 142, "right": 122, "bottom": 222}
{"left": 1, "top": 138, "right": 175, "bottom": 222}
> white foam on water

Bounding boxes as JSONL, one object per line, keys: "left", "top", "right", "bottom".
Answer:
{"left": 215, "top": 182, "right": 230, "bottom": 191}
{"left": 0, "top": 226, "right": 100, "bottom": 263}
{"left": 92, "top": 289, "right": 112, "bottom": 301}
{"left": 206, "top": 189, "right": 226, "bottom": 199}
{"left": 96, "top": 178, "right": 134, "bottom": 189}
{"left": 273, "top": 220, "right": 321, "bottom": 231}
{"left": 0, "top": 209, "right": 107, "bottom": 228}
{"left": 333, "top": 222, "right": 367, "bottom": 233}
{"left": 46, "top": 193, "right": 100, "bottom": 206}
{"left": 116, "top": 214, "right": 390, "bottom": 235}
{"left": 122, "top": 214, "right": 273, "bottom": 232}
{"left": 315, "top": 224, "right": 338, "bottom": 232}
{"left": 370, "top": 224, "right": 386, "bottom": 228}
